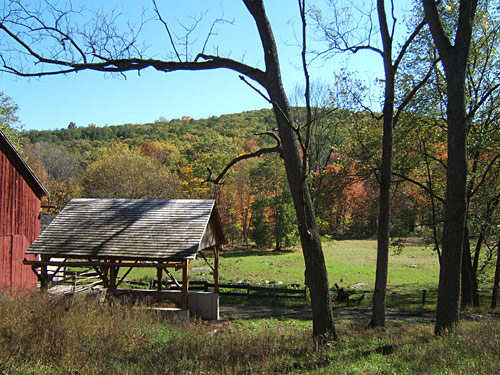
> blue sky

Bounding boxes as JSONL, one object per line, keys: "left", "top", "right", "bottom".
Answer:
{"left": 1, "top": 0, "right": 414, "bottom": 131}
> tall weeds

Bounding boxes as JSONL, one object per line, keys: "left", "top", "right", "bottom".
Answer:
{"left": 0, "top": 292, "right": 499, "bottom": 374}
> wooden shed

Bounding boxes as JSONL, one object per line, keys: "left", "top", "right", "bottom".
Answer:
{"left": 24, "top": 198, "right": 226, "bottom": 315}
{"left": 0, "top": 129, "right": 49, "bottom": 293}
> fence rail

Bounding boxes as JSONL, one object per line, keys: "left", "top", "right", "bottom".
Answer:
{"left": 141, "top": 280, "right": 307, "bottom": 300}
{"left": 50, "top": 268, "right": 308, "bottom": 301}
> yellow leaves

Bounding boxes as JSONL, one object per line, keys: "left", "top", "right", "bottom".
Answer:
{"left": 178, "top": 166, "right": 210, "bottom": 199}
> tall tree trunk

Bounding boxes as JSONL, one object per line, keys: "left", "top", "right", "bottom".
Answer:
{"left": 271, "top": 93, "right": 335, "bottom": 340}
{"left": 491, "top": 236, "right": 500, "bottom": 309}
{"left": 371, "top": 0, "right": 395, "bottom": 328}
{"left": 422, "top": 0, "right": 477, "bottom": 335}
{"left": 461, "top": 226, "right": 479, "bottom": 309}
{"left": 371, "top": 112, "right": 393, "bottom": 327}
{"left": 243, "top": 0, "right": 336, "bottom": 340}
{"left": 472, "top": 232, "right": 484, "bottom": 275}
{"left": 435, "top": 73, "right": 468, "bottom": 333}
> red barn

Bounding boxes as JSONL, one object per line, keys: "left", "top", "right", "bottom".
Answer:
{"left": 0, "top": 130, "right": 48, "bottom": 293}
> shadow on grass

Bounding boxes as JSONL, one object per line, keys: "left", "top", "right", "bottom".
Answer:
{"left": 220, "top": 246, "right": 296, "bottom": 258}
{"left": 385, "top": 287, "right": 438, "bottom": 310}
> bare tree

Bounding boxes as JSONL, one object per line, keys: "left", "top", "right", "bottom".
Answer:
{"left": 315, "top": 0, "right": 432, "bottom": 326}
{"left": 0, "top": 0, "right": 336, "bottom": 340}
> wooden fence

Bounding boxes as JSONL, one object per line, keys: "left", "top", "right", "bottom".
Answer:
{"left": 51, "top": 269, "right": 307, "bottom": 301}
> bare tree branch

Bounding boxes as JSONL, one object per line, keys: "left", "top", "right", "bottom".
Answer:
{"left": 204, "top": 131, "right": 281, "bottom": 185}
{"left": 394, "top": 58, "right": 440, "bottom": 125}
{"left": 152, "top": 0, "right": 181, "bottom": 62}
{"left": 299, "top": 0, "right": 312, "bottom": 177}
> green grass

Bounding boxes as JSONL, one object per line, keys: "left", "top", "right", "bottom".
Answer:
{"left": 120, "top": 239, "right": 442, "bottom": 310}
{"left": 0, "top": 293, "right": 499, "bottom": 375}
{"left": 125, "top": 239, "right": 439, "bottom": 289}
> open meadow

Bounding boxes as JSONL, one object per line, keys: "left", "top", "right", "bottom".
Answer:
{"left": 128, "top": 239, "right": 442, "bottom": 309}
{"left": 216, "top": 239, "right": 439, "bottom": 289}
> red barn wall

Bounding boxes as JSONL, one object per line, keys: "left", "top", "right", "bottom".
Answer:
{"left": 0, "top": 150, "right": 41, "bottom": 293}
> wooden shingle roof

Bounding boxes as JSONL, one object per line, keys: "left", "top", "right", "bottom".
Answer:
{"left": 27, "top": 198, "right": 226, "bottom": 260}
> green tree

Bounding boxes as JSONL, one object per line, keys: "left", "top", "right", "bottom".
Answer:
{"left": 315, "top": 0, "right": 433, "bottom": 326}
{"left": 83, "top": 147, "right": 179, "bottom": 199}
{"left": 422, "top": 0, "right": 478, "bottom": 334}
{"left": 249, "top": 155, "right": 297, "bottom": 251}
{"left": 0, "top": 92, "right": 22, "bottom": 150}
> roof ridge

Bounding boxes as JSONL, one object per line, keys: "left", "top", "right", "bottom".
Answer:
{"left": 0, "top": 129, "right": 49, "bottom": 198}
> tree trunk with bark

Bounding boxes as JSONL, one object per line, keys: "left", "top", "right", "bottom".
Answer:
{"left": 243, "top": 0, "right": 336, "bottom": 340}
{"left": 434, "top": 71, "right": 468, "bottom": 333}
{"left": 422, "top": 0, "right": 477, "bottom": 335}
{"left": 461, "top": 226, "right": 479, "bottom": 309}
{"left": 370, "top": 1, "right": 395, "bottom": 324}
{"left": 491, "top": 236, "right": 500, "bottom": 309}
{"left": 370, "top": 0, "right": 428, "bottom": 327}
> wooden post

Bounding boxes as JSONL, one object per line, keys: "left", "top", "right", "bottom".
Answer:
{"left": 40, "top": 256, "right": 49, "bottom": 290}
{"left": 214, "top": 246, "right": 219, "bottom": 294}
{"left": 101, "top": 266, "right": 110, "bottom": 289}
{"left": 109, "top": 266, "right": 117, "bottom": 293}
{"left": 181, "top": 259, "right": 190, "bottom": 311}
{"left": 157, "top": 264, "right": 163, "bottom": 291}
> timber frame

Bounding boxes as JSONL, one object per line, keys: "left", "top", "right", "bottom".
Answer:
{"left": 24, "top": 199, "right": 226, "bottom": 312}
{"left": 24, "top": 246, "right": 220, "bottom": 310}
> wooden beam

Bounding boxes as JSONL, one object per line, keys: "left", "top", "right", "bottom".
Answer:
{"left": 116, "top": 263, "right": 137, "bottom": 288}
{"left": 198, "top": 250, "right": 215, "bottom": 273}
{"left": 164, "top": 268, "right": 182, "bottom": 289}
{"left": 23, "top": 259, "right": 183, "bottom": 268}
{"left": 181, "top": 259, "right": 190, "bottom": 310}
{"left": 92, "top": 266, "right": 109, "bottom": 289}
{"left": 40, "top": 256, "right": 49, "bottom": 290}
{"left": 101, "top": 266, "right": 110, "bottom": 289}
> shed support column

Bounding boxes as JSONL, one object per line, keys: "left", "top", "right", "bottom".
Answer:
{"left": 181, "top": 259, "right": 190, "bottom": 311}
{"left": 109, "top": 266, "right": 117, "bottom": 294}
{"left": 157, "top": 264, "right": 163, "bottom": 291}
{"left": 214, "top": 246, "right": 219, "bottom": 294}
{"left": 100, "top": 266, "right": 110, "bottom": 289}
{"left": 40, "top": 256, "right": 49, "bottom": 290}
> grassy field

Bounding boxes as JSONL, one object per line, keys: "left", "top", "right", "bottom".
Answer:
{"left": 125, "top": 239, "right": 441, "bottom": 309}
{"left": 128, "top": 239, "right": 439, "bottom": 287}
{"left": 216, "top": 240, "right": 439, "bottom": 287}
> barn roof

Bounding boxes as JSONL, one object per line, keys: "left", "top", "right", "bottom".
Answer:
{"left": 26, "top": 198, "right": 227, "bottom": 260}
{"left": 0, "top": 129, "right": 49, "bottom": 198}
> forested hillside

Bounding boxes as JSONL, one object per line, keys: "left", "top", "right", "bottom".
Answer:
{"left": 17, "top": 108, "right": 420, "bottom": 247}
{"left": 21, "top": 108, "right": 377, "bottom": 244}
